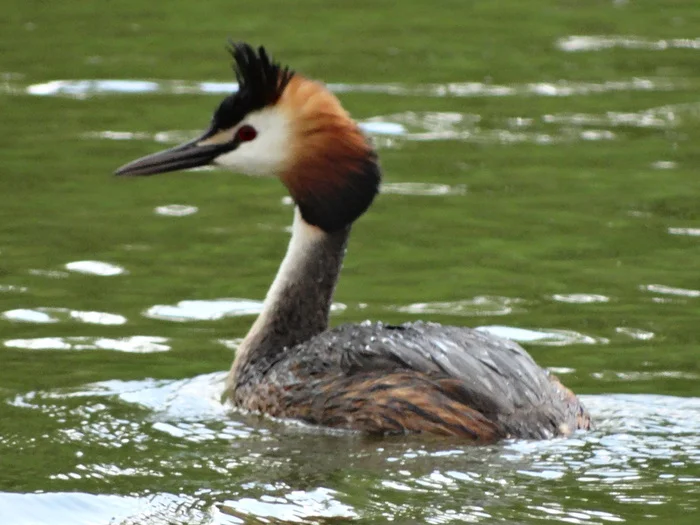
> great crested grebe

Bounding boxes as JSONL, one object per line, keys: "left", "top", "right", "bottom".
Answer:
{"left": 116, "top": 42, "right": 590, "bottom": 441}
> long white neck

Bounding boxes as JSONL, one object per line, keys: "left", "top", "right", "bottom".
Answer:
{"left": 227, "top": 208, "right": 350, "bottom": 391}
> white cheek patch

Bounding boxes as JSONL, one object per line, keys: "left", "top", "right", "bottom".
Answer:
{"left": 214, "top": 107, "right": 291, "bottom": 177}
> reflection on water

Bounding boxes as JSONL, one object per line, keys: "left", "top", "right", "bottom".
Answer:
{"left": 3, "top": 308, "right": 56, "bottom": 323}
{"left": 220, "top": 487, "right": 358, "bottom": 523}
{"left": 392, "top": 296, "right": 521, "bottom": 317}
{"left": 477, "top": 325, "right": 608, "bottom": 346}
{"left": 0, "top": 492, "right": 202, "bottom": 525}
{"left": 2, "top": 307, "right": 127, "bottom": 325}
{"left": 9, "top": 76, "right": 685, "bottom": 99}
{"left": 363, "top": 111, "right": 579, "bottom": 145}
{"left": 3, "top": 336, "right": 169, "bottom": 352}
{"left": 84, "top": 129, "right": 194, "bottom": 144}
{"left": 154, "top": 204, "right": 199, "bottom": 217}
{"left": 83, "top": 102, "right": 700, "bottom": 149}
{"left": 551, "top": 293, "right": 611, "bottom": 304}
{"left": 558, "top": 35, "right": 700, "bottom": 52}
{"left": 0, "top": 284, "right": 28, "bottom": 293}
{"left": 65, "top": 260, "right": 127, "bottom": 276}
{"left": 641, "top": 284, "right": 700, "bottom": 298}
{"left": 144, "top": 298, "right": 346, "bottom": 322}
{"left": 615, "top": 327, "right": 655, "bottom": 341}
{"left": 591, "top": 370, "right": 700, "bottom": 382}
{"left": 28, "top": 269, "right": 70, "bottom": 279}
{"left": 542, "top": 109, "right": 674, "bottom": 128}
{"left": 217, "top": 338, "right": 243, "bottom": 350}
{"left": 86, "top": 124, "right": 612, "bottom": 147}
{"left": 652, "top": 160, "right": 678, "bottom": 170}
{"left": 668, "top": 227, "right": 700, "bottom": 237}
{"left": 359, "top": 121, "right": 406, "bottom": 135}
{"left": 66, "top": 373, "right": 228, "bottom": 420}
{"left": 145, "top": 298, "right": 264, "bottom": 321}
{"left": 3, "top": 373, "right": 699, "bottom": 524}
{"left": 381, "top": 182, "right": 467, "bottom": 196}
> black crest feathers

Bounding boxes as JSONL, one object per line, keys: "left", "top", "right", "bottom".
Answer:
{"left": 211, "top": 42, "right": 295, "bottom": 130}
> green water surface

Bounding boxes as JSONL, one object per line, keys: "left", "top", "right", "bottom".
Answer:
{"left": 1, "top": 1, "right": 699, "bottom": 523}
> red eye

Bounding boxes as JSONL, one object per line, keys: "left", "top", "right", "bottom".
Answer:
{"left": 236, "top": 125, "right": 257, "bottom": 142}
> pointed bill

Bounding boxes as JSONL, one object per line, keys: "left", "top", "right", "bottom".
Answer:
{"left": 114, "top": 127, "right": 235, "bottom": 176}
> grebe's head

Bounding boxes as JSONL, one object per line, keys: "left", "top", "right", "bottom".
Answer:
{"left": 115, "top": 42, "right": 380, "bottom": 232}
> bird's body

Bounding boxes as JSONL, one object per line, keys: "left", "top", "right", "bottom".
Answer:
{"left": 116, "top": 42, "right": 590, "bottom": 441}
{"left": 233, "top": 321, "right": 587, "bottom": 440}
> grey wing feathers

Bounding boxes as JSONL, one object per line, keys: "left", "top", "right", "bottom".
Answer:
{"left": 336, "top": 321, "right": 553, "bottom": 409}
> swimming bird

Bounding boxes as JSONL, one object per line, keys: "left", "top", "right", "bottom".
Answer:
{"left": 115, "top": 42, "right": 590, "bottom": 441}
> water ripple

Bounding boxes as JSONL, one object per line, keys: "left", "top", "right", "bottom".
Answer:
{"left": 592, "top": 370, "right": 699, "bottom": 382}
{"left": 12, "top": 76, "right": 685, "bottom": 99}
{"left": 5, "top": 375, "right": 699, "bottom": 524}
{"left": 364, "top": 111, "right": 617, "bottom": 145}
{"left": 381, "top": 182, "right": 467, "bottom": 196}
{"left": 0, "top": 284, "right": 28, "bottom": 293}
{"left": 2, "top": 307, "right": 127, "bottom": 325}
{"left": 28, "top": 269, "right": 70, "bottom": 279}
{"left": 558, "top": 35, "right": 700, "bottom": 52}
{"left": 144, "top": 298, "right": 346, "bottom": 322}
{"left": 543, "top": 109, "right": 674, "bottom": 129}
{"left": 615, "top": 327, "right": 655, "bottom": 341}
{"left": 154, "top": 204, "right": 199, "bottom": 217}
{"left": 0, "top": 492, "right": 205, "bottom": 525}
{"left": 652, "top": 160, "right": 678, "bottom": 170}
{"left": 641, "top": 284, "right": 700, "bottom": 298}
{"left": 392, "top": 296, "right": 521, "bottom": 317}
{"left": 65, "top": 260, "right": 127, "bottom": 276}
{"left": 145, "top": 298, "right": 263, "bottom": 321}
{"left": 2, "top": 308, "right": 55, "bottom": 324}
{"left": 85, "top": 129, "right": 194, "bottom": 144}
{"left": 477, "top": 325, "right": 608, "bottom": 346}
{"left": 85, "top": 101, "right": 699, "bottom": 150}
{"left": 4, "top": 336, "right": 169, "bottom": 353}
{"left": 668, "top": 227, "right": 700, "bottom": 237}
{"left": 219, "top": 487, "right": 358, "bottom": 523}
{"left": 551, "top": 293, "right": 610, "bottom": 304}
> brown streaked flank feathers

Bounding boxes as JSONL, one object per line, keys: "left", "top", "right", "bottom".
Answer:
{"left": 232, "top": 320, "right": 591, "bottom": 440}
{"left": 241, "top": 371, "right": 505, "bottom": 441}
{"left": 239, "top": 368, "right": 589, "bottom": 441}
